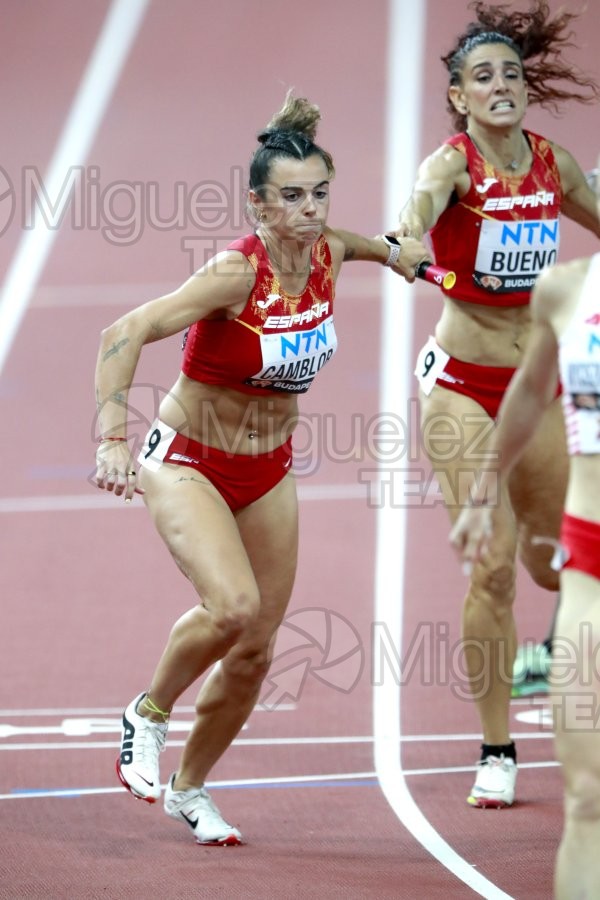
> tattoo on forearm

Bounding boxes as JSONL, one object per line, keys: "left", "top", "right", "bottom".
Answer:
{"left": 103, "top": 338, "right": 129, "bottom": 361}
{"left": 344, "top": 247, "right": 356, "bottom": 262}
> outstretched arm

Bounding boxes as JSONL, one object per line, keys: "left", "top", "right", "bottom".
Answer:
{"left": 395, "top": 143, "right": 467, "bottom": 238}
{"left": 324, "top": 226, "right": 431, "bottom": 281}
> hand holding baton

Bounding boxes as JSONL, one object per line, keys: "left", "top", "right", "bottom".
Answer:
{"left": 415, "top": 261, "right": 456, "bottom": 290}
{"left": 382, "top": 235, "right": 455, "bottom": 289}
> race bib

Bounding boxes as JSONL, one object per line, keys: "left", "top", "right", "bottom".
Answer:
{"left": 414, "top": 336, "right": 450, "bottom": 396}
{"left": 246, "top": 316, "right": 338, "bottom": 393}
{"left": 474, "top": 218, "right": 560, "bottom": 293}
{"left": 137, "top": 419, "right": 176, "bottom": 472}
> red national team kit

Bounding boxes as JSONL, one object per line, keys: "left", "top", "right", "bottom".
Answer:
{"left": 415, "top": 131, "right": 563, "bottom": 417}
{"left": 182, "top": 232, "right": 337, "bottom": 394}
{"left": 138, "top": 233, "right": 337, "bottom": 510}
{"left": 431, "top": 130, "right": 562, "bottom": 306}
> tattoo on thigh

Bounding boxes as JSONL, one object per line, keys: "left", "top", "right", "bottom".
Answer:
{"left": 174, "top": 474, "right": 209, "bottom": 486}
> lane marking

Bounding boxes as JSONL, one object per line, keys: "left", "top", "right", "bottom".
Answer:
{"left": 0, "top": 736, "right": 555, "bottom": 753}
{"left": 375, "top": 4, "right": 513, "bottom": 898}
{"left": 0, "top": 704, "right": 295, "bottom": 717}
{"left": 0, "top": 761, "right": 560, "bottom": 802}
{"left": 0, "top": 0, "right": 150, "bottom": 378}
{"left": 4, "top": 771, "right": 377, "bottom": 801}
{"left": 0, "top": 483, "right": 367, "bottom": 514}
{"left": 0, "top": 723, "right": 553, "bottom": 744}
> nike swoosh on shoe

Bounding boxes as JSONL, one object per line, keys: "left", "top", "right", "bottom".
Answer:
{"left": 181, "top": 811, "right": 199, "bottom": 829}
{"left": 138, "top": 775, "right": 155, "bottom": 786}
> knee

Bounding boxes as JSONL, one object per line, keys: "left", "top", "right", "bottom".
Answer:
{"left": 469, "top": 556, "right": 516, "bottom": 611}
{"left": 518, "top": 533, "right": 561, "bottom": 591}
{"left": 222, "top": 641, "right": 274, "bottom": 688}
{"left": 172, "top": 588, "right": 259, "bottom": 649}
{"left": 210, "top": 589, "right": 261, "bottom": 643}
{"left": 522, "top": 552, "right": 560, "bottom": 591}
{"left": 532, "top": 567, "right": 560, "bottom": 591}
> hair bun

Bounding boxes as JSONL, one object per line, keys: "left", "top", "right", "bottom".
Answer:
{"left": 257, "top": 128, "right": 307, "bottom": 152}
{"left": 257, "top": 130, "right": 272, "bottom": 145}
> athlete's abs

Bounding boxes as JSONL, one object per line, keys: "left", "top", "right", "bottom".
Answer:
{"left": 158, "top": 373, "right": 298, "bottom": 455}
{"left": 436, "top": 297, "right": 532, "bottom": 366}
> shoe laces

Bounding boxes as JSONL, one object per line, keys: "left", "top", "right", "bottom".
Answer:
{"left": 479, "top": 754, "right": 514, "bottom": 771}
{"left": 134, "top": 718, "right": 167, "bottom": 763}
{"left": 173, "top": 785, "right": 231, "bottom": 828}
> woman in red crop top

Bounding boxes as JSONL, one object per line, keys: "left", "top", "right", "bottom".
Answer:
{"left": 93, "top": 91, "right": 430, "bottom": 845}
{"left": 393, "top": 1, "right": 600, "bottom": 811}
{"left": 451, "top": 154, "right": 600, "bottom": 899}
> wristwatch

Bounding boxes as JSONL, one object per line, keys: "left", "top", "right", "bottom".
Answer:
{"left": 382, "top": 234, "right": 402, "bottom": 267}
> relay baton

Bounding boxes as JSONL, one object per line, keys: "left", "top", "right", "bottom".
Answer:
{"left": 415, "top": 261, "right": 456, "bottom": 290}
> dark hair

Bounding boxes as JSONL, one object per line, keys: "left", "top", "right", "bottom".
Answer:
{"left": 248, "top": 90, "right": 335, "bottom": 203}
{"left": 443, "top": 0, "right": 600, "bottom": 131}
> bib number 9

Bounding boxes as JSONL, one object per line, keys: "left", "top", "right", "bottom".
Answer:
{"left": 414, "top": 337, "right": 450, "bottom": 396}
{"left": 144, "top": 428, "right": 162, "bottom": 459}
{"left": 421, "top": 350, "right": 435, "bottom": 378}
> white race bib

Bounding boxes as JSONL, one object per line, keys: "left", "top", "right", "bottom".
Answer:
{"left": 414, "top": 336, "right": 450, "bottom": 396}
{"left": 246, "top": 316, "right": 338, "bottom": 393}
{"left": 474, "top": 218, "right": 560, "bottom": 293}
{"left": 137, "top": 419, "right": 176, "bottom": 472}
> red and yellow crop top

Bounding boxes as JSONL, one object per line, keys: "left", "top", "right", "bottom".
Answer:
{"left": 181, "top": 233, "right": 337, "bottom": 395}
{"left": 430, "top": 130, "right": 562, "bottom": 307}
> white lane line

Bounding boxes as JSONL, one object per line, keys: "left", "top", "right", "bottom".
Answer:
{"left": 0, "top": 483, "right": 367, "bottom": 514}
{"left": 0, "top": 704, "right": 295, "bottom": 716}
{"left": 0, "top": 0, "right": 150, "bottom": 378}
{"left": 0, "top": 761, "right": 560, "bottom": 802}
{"left": 375, "top": 4, "right": 514, "bottom": 898}
{"left": 3, "top": 771, "right": 377, "bottom": 801}
{"left": 0, "top": 737, "right": 555, "bottom": 752}
{"left": 0, "top": 738, "right": 372, "bottom": 752}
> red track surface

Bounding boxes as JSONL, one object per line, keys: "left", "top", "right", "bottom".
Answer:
{"left": 1, "top": 2, "right": 599, "bottom": 897}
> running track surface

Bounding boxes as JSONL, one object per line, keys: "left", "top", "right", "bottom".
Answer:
{"left": 1, "top": 2, "right": 599, "bottom": 898}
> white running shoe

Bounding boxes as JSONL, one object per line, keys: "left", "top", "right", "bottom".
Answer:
{"left": 164, "top": 773, "right": 243, "bottom": 845}
{"left": 513, "top": 643, "right": 552, "bottom": 684}
{"left": 116, "top": 693, "right": 167, "bottom": 803}
{"left": 468, "top": 755, "right": 517, "bottom": 809}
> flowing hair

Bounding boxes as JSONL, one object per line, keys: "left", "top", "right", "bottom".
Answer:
{"left": 443, "top": 1, "right": 600, "bottom": 131}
